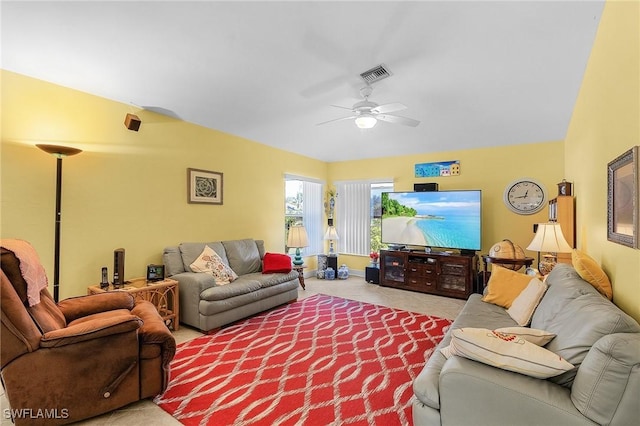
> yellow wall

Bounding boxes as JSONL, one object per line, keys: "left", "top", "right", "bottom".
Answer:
{"left": 1, "top": 70, "right": 327, "bottom": 299}
{"left": 329, "top": 143, "right": 565, "bottom": 271}
{"left": 564, "top": 0, "right": 640, "bottom": 321}
{"left": 2, "top": 0, "right": 638, "bottom": 322}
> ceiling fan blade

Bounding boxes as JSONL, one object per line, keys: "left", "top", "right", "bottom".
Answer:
{"left": 371, "top": 102, "right": 407, "bottom": 114}
{"left": 317, "top": 115, "right": 356, "bottom": 126}
{"left": 377, "top": 114, "right": 420, "bottom": 127}
{"left": 330, "top": 104, "right": 354, "bottom": 111}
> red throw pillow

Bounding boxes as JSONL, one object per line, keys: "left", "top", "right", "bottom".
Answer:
{"left": 262, "top": 252, "right": 292, "bottom": 274}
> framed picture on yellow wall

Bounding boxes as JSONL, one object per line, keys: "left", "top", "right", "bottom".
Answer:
{"left": 188, "top": 168, "right": 223, "bottom": 205}
{"left": 607, "top": 146, "right": 638, "bottom": 248}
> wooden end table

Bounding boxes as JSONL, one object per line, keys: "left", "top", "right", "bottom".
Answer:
{"left": 88, "top": 277, "right": 179, "bottom": 330}
{"left": 292, "top": 264, "right": 306, "bottom": 289}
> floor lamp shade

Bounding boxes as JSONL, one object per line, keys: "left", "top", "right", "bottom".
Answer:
{"left": 37, "top": 144, "right": 82, "bottom": 302}
{"left": 287, "top": 225, "right": 309, "bottom": 266}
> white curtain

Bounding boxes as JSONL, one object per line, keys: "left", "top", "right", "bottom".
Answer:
{"left": 335, "top": 181, "right": 371, "bottom": 255}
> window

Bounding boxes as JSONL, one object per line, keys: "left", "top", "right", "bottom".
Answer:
{"left": 285, "top": 176, "right": 323, "bottom": 256}
{"left": 335, "top": 180, "right": 394, "bottom": 255}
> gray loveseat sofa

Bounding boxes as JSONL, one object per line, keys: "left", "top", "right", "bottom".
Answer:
{"left": 412, "top": 263, "right": 640, "bottom": 426}
{"left": 163, "top": 239, "right": 299, "bottom": 332}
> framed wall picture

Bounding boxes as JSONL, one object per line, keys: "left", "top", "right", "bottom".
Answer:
{"left": 188, "top": 168, "right": 223, "bottom": 205}
{"left": 607, "top": 146, "right": 639, "bottom": 248}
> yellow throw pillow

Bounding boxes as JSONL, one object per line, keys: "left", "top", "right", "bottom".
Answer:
{"left": 571, "top": 249, "right": 613, "bottom": 300}
{"left": 482, "top": 266, "right": 532, "bottom": 308}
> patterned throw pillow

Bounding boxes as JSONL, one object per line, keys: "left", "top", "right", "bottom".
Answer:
{"left": 190, "top": 245, "right": 238, "bottom": 285}
{"left": 449, "top": 327, "right": 573, "bottom": 379}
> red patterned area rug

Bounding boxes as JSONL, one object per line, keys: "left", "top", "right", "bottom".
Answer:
{"left": 154, "top": 294, "right": 451, "bottom": 426}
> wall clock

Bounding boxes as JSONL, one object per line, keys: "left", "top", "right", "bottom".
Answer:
{"left": 503, "top": 178, "right": 547, "bottom": 215}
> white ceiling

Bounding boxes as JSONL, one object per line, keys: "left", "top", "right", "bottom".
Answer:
{"left": 2, "top": 1, "right": 604, "bottom": 162}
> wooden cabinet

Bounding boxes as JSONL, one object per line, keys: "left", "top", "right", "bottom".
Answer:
{"left": 380, "top": 250, "right": 477, "bottom": 299}
{"left": 548, "top": 195, "right": 575, "bottom": 263}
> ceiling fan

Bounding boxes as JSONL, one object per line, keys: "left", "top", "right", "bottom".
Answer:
{"left": 317, "top": 85, "right": 420, "bottom": 129}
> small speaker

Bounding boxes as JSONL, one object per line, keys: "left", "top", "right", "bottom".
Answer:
{"left": 414, "top": 183, "right": 439, "bottom": 192}
{"left": 113, "top": 248, "right": 125, "bottom": 288}
{"left": 124, "top": 113, "right": 141, "bottom": 131}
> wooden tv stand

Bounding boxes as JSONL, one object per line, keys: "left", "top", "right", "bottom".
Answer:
{"left": 379, "top": 249, "right": 477, "bottom": 299}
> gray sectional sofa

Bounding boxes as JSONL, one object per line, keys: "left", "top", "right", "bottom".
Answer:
{"left": 412, "top": 263, "right": 640, "bottom": 426}
{"left": 163, "top": 239, "right": 299, "bottom": 332}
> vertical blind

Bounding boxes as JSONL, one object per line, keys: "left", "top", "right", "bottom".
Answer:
{"left": 302, "top": 180, "right": 323, "bottom": 255}
{"left": 335, "top": 181, "right": 371, "bottom": 255}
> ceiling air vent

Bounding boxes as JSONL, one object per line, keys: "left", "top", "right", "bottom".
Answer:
{"left": 360, "top": 64, "right": 392, "bottom": 84}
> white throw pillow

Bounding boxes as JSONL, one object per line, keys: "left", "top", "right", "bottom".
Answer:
{"left": 190, "top": 245, "right": 238, "bottom": 285}
{"left": 449, "top": 328, "right": 574, "bottom": 379}
{"left": 507, "top": 278, "right": 548, "bottom": 326}
{"left": 494, "top": 327, "right": 556, "bottom": 346}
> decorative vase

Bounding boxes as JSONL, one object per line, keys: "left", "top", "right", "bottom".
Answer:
{"left": 337, "top": 264, "right": 349, "bottom": 279}
{"left": 325, "top": 267, "right": 335, "bottom": 280}
{"left": 316, "top": 269, "right": 325, "bottom": 279}
{"left": 370, "top": 261, "right": 379, "bottom": 268}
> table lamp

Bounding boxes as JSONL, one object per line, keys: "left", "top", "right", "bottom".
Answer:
{"left": 324, "top": 226, "right": 339, "bottom": 257}
{"left": 526, "top": 222, "right": 573, "bottom": 275}
{"left": 287, "top": 225, "right": 309, "bottom": 266}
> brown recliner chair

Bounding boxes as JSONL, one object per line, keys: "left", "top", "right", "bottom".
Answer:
{"left": 0, "top": 243, "right": 177, "bottom": 425}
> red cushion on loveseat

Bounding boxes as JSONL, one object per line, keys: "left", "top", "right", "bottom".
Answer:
{"left": 262, "top": 252, "right": 293, "bottom": 274}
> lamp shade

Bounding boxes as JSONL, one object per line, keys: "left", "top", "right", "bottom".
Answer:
{"left": 287, "top": 225, "right": 309, "bottom": 248}
{"left": 526, "top": 223, "right": 573, "bottom": 253}
{"left": 324, "top": 226, "right": 340, "bottom": 241}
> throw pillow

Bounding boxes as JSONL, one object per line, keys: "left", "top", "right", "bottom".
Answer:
{"left": 190, "top": 245, "right": 238, "bottom": 285}
{"left": 262, "top": 252, "right": 293, "bottom": 274}
{"left": 449, "top": 328, "right": 574, "bottom": 379}
{"left": 571, "top": 249, "right": 613, "bottom": 300}
{"left": 482, "top": 266, "right": 532, "bottom": 308}
{"left": 494, "top": 327, "right": 556, "bottom": 346}
{"left": 506, "top": 278, "right": 548, "bottom": 326}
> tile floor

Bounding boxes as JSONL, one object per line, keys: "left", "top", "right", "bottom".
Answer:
{"left": 1, "top": 275, "right": 466, "bottom": 425}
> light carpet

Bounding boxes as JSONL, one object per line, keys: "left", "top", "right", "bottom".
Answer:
{"left": 155, "top": 294, "right": 451, "bottom": 425}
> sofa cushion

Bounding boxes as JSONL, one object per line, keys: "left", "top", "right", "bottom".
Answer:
{"left": 199, "top": 277, "right": 262, "bottom": 302}
{"left": 506, "top": 277, "right": 548, "bottom": 326}
{"left": 163, "top": 246, "right": 185, "bottom": 276}
{"left": 244, "top": 271, "right": 299, "bottom": 289}
{"left": 223, "top": 239, "right": 262, "bottom": 275}
{"left": 180, "top": 242, "right": 228, "bottom": 272}
{"left": 262, "top": 252, "right": 293, "bottom": 274}
{"left": 482, "top": 266, "right": 532, "bottom": 308}
{"left": 449, "top": 327, "right": 574, "bottom": 379}
{"left": 571, "top": 249, "right": 613, "bottom": 300}
{"left": 190, "top": 245, "right": 238, "bottom": 285}
{"left": 532, "top": 265, "right": 640, "bottom": 387}
{"left": 571, "top": 333, "right": 640, "bottom": 426}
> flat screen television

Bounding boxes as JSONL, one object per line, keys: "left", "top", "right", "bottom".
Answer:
{"left": 381, "top": 190, "right": 482, "bottom": 252}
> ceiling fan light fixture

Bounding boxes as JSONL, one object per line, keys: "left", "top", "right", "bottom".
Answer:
{"left": 355, "top": 114, "right": 377, "bottom": 129}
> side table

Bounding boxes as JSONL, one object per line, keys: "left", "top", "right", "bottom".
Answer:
{"left": 292, "top": 265, "right": 306, "bottom": 290}
{"left": 88, "top": 277, "right": 179, "bottom": 331}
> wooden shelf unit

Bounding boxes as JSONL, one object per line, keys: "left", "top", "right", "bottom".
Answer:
{"left": 548, "top": 195, "right": 575, "bottom": 263}
{"left": 379, "top": 249, "right": 477, "bottom": 299}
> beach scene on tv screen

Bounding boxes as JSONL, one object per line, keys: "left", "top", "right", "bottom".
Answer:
{"left": 382, "top": 191, "right": 481, "bottom": 250}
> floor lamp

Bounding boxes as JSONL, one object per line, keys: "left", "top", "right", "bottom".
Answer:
{"left": 37, "top": 144, "right": 82, "bottom": 302}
